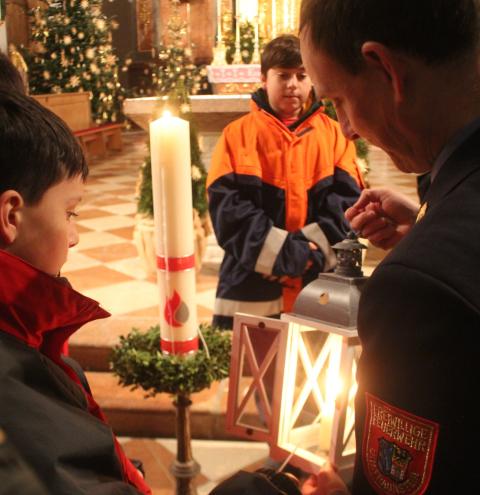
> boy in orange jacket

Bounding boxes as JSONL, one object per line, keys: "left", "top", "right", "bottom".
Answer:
{"left": 207, "top": 35, "right": 364, "bottom": 329}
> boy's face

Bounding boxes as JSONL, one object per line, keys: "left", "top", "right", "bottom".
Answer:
{"left": 4, "top": 175, "right": 84, "bottom": 276}
{"left": 262, "top": 66, "right": 312, "bottom": 120}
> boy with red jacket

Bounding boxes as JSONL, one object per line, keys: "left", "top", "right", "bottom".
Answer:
{"left": 0, "top": 89, "right": 151, "bottom": 494}
{"left": 207, "top": 35, "right": 364, "bottom": 329}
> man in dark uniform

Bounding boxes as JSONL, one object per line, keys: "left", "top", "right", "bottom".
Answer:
{"left": 299, "top": 1, "right": 480, "bottom": 494}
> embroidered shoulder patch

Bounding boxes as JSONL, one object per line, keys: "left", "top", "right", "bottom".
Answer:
{"left": 363, "top": 393, "right": 439, "bottom": 495}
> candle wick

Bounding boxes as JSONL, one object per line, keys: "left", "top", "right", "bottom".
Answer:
{"left": 198, "top": 326, "right": 210, "bottom": 359}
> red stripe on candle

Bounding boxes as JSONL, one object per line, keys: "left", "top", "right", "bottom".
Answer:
{"left": 161, "top": 337, "right": 199, "bottom": 355}
{"left": 157, "top": 255, "right": 195, "bottom": 271}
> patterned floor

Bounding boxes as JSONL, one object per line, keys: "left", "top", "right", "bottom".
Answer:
{"left": 63, "top": 129, "right": 419, "bottom": 494}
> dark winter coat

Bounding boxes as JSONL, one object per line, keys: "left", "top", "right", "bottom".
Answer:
{"left": 0, "top": 250, "right": 152, "bottom": 495}
{"left": 353, "top": 126, "right": 480, "bottom": 494}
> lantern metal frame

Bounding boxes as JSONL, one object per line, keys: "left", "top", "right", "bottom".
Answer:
{"left": 226, "top": 314, "right": 289, "bottom": 444}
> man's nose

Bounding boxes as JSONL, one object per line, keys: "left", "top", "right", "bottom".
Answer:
{"left": 337, "top": 109, "right": 360, "bottom": 141}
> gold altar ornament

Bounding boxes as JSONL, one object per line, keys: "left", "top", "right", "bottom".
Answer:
{"left": 136, "top": 0, "right": 153, "bottom": 52}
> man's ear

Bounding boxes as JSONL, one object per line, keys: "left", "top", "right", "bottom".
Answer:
{"left": 361, "top": 41, "right": 407, "bottom": 103}
{"left": 0, "top": 190, "right": 23, "bottom": 246}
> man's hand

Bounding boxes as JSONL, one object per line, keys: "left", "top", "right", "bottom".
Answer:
{"left": 345, "top": 188, "right": 419, "bottom": 250}
{"left": 301, "top": 464, "right": 350, "bottom": 495}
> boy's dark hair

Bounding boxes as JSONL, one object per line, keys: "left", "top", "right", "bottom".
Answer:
{"left": 300, "top": 0, "right": 479, "bottom": 73}
{"left": 261, "top": 34, "right": 303, "bottom": 75}
{"left": 0, "top": 51, "right": 25, "bottom": 94}
{"left": 0, "top": 89, "right": 88, "bottom": 204}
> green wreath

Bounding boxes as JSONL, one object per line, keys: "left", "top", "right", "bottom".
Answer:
{"left": 110, "top": 324, "right": 232, "bottom": 396}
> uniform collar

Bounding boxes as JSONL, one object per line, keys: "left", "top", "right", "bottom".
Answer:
{"left": 424, "top": 125, "right": 480, "bottom": 210}
{"left": 430, "top": 116, "right": 480, "bottom": 181}
{"left": 0, "top": 250, "right": 109, "bottom": 362}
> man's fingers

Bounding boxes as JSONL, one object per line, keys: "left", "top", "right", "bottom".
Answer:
{"left": 360, "top": 216, "right": 394, "bottom": 238}
{"left": 347, "top": 209, "right": 381, "bottom": 233}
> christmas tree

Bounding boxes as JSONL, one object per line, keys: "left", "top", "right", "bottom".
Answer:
{"left": 27, "top": 0, "right": 124, "bottom": 124}
{"left": 151, "top": 0, "right": 208, "bottom": 97}
{"left": 138, "top": 0, "right": 208, "bottom": 219}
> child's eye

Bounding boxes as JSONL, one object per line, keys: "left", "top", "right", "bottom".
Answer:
{"left": 67, "top": 211, "right": 79, "bottom": 220}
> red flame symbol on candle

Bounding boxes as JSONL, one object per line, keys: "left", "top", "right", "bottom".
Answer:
{"left": 164, "top": 290, "right": 189, "bottom": 327}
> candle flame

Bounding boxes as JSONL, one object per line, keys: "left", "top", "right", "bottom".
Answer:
{"left": 163, "top": 110, "right": 172, "bottom": 119}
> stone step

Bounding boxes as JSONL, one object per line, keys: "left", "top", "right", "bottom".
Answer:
{"left": 86, "top": 371, "right": 239, "bottom": 440}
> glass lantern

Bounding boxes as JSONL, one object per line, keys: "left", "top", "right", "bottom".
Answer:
{"left": 226, "top": 233, "right": 367, "bottom": 479}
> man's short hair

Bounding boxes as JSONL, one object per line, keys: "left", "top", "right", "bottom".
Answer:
{"left": 261, "top": 34, "right": 303, "bottom": 75}
{"left": 0, "top": 51, "right": 25, "bottom": 93}
{"left": 0, "top": 89, "right": 88, "bottom": 204}
{"left": 300, "top": 0, "right": 479, "bottom": 73}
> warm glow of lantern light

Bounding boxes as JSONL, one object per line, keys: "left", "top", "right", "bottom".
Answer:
{"left": 279, "top": 329, "right": 356, "bottom": 464}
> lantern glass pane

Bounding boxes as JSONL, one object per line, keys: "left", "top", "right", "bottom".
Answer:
{"left": 279, "top": 328, "right": 344, "bottom": 460}
{"left": 235, "top": 324, "right": 279, "bottom": 433}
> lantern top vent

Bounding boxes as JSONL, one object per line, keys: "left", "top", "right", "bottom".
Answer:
{"left": 332, "top": 231, "right": 367, "bottom": 277}
{"left": 291, "top": 231, "right": 368, "bottom": 329}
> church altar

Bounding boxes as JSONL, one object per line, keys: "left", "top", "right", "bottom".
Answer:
{"left": 124, "top": 94, "right": 251, "bottom": 134}
{"left": 207, "top": 64, "right": 261, "bottom": 95}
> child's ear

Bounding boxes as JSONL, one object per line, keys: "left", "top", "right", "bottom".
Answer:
{"left": 0, "top": 190, "right": 23, "bottom": 246}
{"left": 261, "top": 73, "right": 267, "bottom": 89}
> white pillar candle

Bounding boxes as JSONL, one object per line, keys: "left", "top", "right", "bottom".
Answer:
{"left": 150, "top": 112, "right": 198, "bottom": 354}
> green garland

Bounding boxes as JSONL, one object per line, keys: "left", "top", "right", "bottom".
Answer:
{"left": 110, "top": 324, "right": 231, "bottom": 396}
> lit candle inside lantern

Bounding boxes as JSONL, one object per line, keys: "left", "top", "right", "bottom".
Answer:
{"left": 318, "top": 335, "right": 342, "bottom": 451}
{"left": 150, "top": 112, "right": 198, "bottom": 354}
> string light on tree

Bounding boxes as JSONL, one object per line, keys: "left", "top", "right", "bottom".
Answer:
{"left": 27, "top": 0, "right": 124, "bottom": 123}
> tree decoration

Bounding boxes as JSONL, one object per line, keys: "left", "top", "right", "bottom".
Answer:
{"left": 150, "top": 0, "right": 209, "bottom": 97}
{"left": 26, "top": 0, "right": 124, "bottom": 124}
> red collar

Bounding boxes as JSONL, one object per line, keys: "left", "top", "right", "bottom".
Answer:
{"left": 0, "top": 250, "right": 109, "bottom": 363}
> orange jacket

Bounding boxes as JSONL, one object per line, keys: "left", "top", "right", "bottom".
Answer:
{"left": 208, "top": 94, "right": 364, "bottom": 328}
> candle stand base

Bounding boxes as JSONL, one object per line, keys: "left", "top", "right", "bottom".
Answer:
{"left": 171, "top": 459, "right": 201, "bottom": 495}
{"left": 172, "top": 393, "right": 201, "bottom": 495}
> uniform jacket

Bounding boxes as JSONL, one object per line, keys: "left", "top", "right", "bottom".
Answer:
{"left": 353, "top": 127, "right": 480, "bottom": 494}
{"left": 207, "top": 91, "right": 364, "bottom": 328}
{"left": 0, "top": 250, "right": 152, "bottom": 495}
